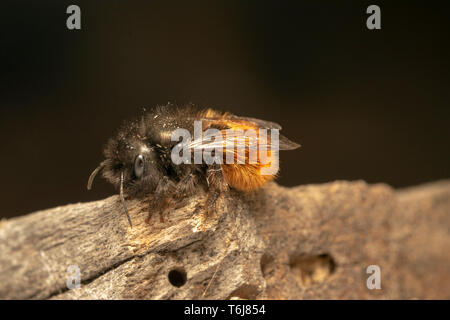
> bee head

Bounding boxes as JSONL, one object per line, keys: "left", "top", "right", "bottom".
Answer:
{"left": 87, "top": 119, "right": 165, "bottom": 227}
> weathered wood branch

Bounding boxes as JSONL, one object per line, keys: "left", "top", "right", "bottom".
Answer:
{"left": 0, "top": 180, "right": 449, "bottom": 299}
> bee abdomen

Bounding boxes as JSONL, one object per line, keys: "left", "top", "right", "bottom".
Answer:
{"left": 220, "top": 162, "right": 277, "bottom": 191}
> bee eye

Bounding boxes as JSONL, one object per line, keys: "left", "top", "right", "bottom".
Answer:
{"left": 134, "top": 154, "right": 144, "bottom": 178}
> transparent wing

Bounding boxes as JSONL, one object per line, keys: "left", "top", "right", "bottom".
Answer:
{"left": 228, "top": 115, "right": 282, "bottom": 130}
{"left": 279, "top": 134, "right": 301, "bottom": 150}
{"left": 184, "top": 112, "right": 300, "bottom": 155}
{"left": 187, "top": 130, "right": 262, "bottom": 149}
{"left": 185, "top": 129, "right": 299, "bottom": 152}
{"left": 199, "top": 115, "right": 282, "bottom": 130}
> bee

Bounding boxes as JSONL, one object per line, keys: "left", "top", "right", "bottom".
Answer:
{"left": 87, "top": 104, "right": 300, "bottom": 227}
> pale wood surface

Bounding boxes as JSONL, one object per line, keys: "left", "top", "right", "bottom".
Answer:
{"left": 0, "top": 180, "right": 449, "bottom": 299}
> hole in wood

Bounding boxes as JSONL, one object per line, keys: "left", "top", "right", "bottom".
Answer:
{"left": 289, "top": 253, "right": 336, "bottom": 286}
{"left": 168, "top": 268, "right": 187, "bottom": 287}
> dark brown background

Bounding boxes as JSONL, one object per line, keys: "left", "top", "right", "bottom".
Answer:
{"left": 1, "top": 1, "right": 449, "bottom": 218}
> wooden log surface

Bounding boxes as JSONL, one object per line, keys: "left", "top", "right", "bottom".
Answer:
{"left": 0, "top": 180, "right": 449, "bottom": 299}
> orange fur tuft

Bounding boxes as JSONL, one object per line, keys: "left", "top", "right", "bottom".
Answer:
{"left": 200, "top": 109, "right": 279, "bottom": 191}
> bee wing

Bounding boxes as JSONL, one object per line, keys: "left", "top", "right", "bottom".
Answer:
{"left": 185, "top": 130, "right": 268, "bottom": 164}
{"left": 278, "top": 134, "right": 301, "bottom": 150}
{"left": 200, "top": 115, "right": 300, "bottom": 150}
{"left": 185, "top": 112, "right": 300, "bottom": 154}
{"left": 227, "top": 115, "right": 282, "bottom": 130}
{"left": 186, "top": 130, "right": 267, "bottom": 150}
{"left": 185, "top": 128, "right": 299, "bottom": 153}
{"left": 199, "top": 115, "right": 282, "bottom": 130}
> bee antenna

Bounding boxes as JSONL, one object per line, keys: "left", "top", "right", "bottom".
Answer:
{"left": 120, "top": 171, "right": 133, "bottom": 228}
{"left": 87, "top": 163, "right": 104, "bottom": 190}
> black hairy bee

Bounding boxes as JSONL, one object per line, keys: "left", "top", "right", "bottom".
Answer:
{"left": 87, "top": 104, "right": 300, "bottom": 227}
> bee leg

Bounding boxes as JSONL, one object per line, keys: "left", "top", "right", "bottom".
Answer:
{"left": 203, "top": 166, "right": 229, "bottom": 217}
{"left": 146, "top": 176, "right": 176, "bottom": 224}
{"left": 158, "top": 199, "right": 169, "bottom": 223}
{"left": 205, "top": 189, "right": 221, "bottom": 216}
{"left": 174, "top": 173, "right": 197, "bottom": 198}
{"left": 145, "top": 197, "right": 152, "bottom": 224}
{"left": 151, "top": 197, "right": 175, "bottom": 224}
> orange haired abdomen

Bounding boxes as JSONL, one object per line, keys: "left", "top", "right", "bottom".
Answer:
{"left": 220, "top": 164, "right": 274, "bottom": 191}
{"left": 201, "top": 108, "right": 280, "bottom": 191}
{"left": 220, "top": 150, "right": 279, "bottom": 191}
